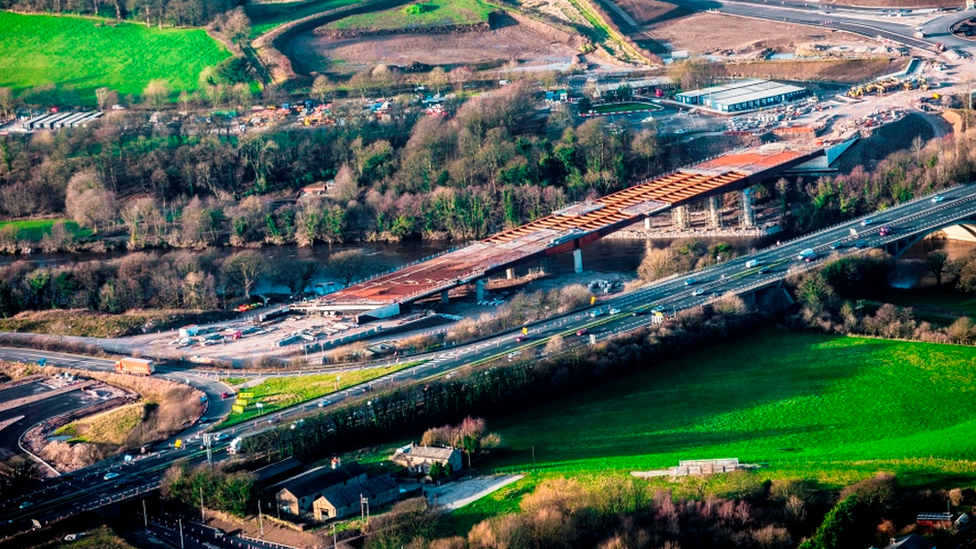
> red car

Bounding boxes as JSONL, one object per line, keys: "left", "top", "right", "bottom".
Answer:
{"left": 576, "top": 328, "right": 588, "bottom": 336}
{"left": 221, "top": 392, "right": 233, "bottom": 399}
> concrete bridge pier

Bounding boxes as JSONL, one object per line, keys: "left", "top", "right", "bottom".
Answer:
{"left": 707, "top": 195, "right": 723, "bottom": 229}
{"left": 506, "top": 268, "right": 515, "bottom": 280}
{"left": 644, "top": 217, "right": 652, "bottom": 230}
{"left": 573, "top": 248, "right": 583, "bottom": 274}
{"left": 672, "top": 205, "right": 689, "bottom": 230}
{"left": 441, "top": 289, "right": 450, "bottom": 304}
{"left": 475, "top": 279, "right": 486, "bottom": 301}
{"left": 740, "top": 189, "right": 755, "bottom": 228}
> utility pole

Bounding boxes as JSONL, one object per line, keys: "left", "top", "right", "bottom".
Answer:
{"left": 332, "top": 523, "right": 337, "bottom": 549}
{"left": 142, "top": 499, "right": 148, "bottom": 532}
{"left": 258, "top": 500, "right": 264, "bottom": 538}
{"left": 179, "top": 517, "right": 185, "bottom": 549}
{"left": 200, "top": 486, "right": 205, "bottom": 523}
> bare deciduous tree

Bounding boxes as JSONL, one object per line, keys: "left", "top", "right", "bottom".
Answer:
{"left": 65, "top": 172, "right": 116, "bottom": 233}
{"left": 144, "top": 79, "right": 170, "bottom": 111}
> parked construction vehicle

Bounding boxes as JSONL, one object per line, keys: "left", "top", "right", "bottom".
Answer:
{"left": 115, "top": 357, "right": 154, "bottom": 376}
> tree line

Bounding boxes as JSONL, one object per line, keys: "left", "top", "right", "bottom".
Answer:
{"left": 0, "top": 83, "right": 663, "bottom": 251}
{"left": 787, "top": 249, "right": 976, "bottom": 344}
{"left": 0, "top": 248, "right": 382, "bottom": 318}
{"left": 2, "top": 0, "right": 237, "bottom": 27}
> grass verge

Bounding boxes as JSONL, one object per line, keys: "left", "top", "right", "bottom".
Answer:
{"left": 324, "top": 0, "right": 494, "bottom": 30}
{"left": 54, "top": 403, "right": 144, "bottom": 445}
{"left": 0, "top": 11, "right": 229, "bottom": 103}
{"left": 219, "top": 360, "right": 427, "bottom": 427}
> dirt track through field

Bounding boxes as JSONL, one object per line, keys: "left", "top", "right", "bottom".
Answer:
{"left": 284, "top": 20, "right": 580, "bottom": 73}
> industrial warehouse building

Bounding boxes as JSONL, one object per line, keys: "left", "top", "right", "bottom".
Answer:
{"left": 676, "top": 79, "right": 810, "bottom": 113}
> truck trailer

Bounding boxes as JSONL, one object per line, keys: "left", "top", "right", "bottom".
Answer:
{"left": 115, "top": 357, "right": 154, "bottom": 376}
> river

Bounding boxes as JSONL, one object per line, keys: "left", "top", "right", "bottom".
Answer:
{"left": 1, "top": 233, "right": 970, "bottom": 291}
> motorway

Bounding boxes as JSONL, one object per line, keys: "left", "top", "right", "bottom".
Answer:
{"left": 3, "top": 182, "right": 976, "bottom": 542}
{"left": 663, "top": 0, "right": 976, "bottom": 51}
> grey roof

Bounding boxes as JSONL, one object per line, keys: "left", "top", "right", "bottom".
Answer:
{"left": 316, "top": 476, "right": 399, "bottom": 509}
{"left": 677, "top": 79, "right": 806, "bottom": 106}
{"left": 253, "top": 457, "right": 304, "bottom": 484}
{"left": 395, "top": 445, "right": 459, "bottom": 461}
{"left": 886, "top": 534, "right": 936, "bottom": 549}
{"left": 272, "top": 462, "right": 366, "bottom": 499}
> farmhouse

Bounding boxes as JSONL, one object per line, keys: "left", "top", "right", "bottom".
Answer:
{"left": 391, "top": 444, "right": 462, "bottom": 474}
{"left": 311, "top": 475, "right": 400, "bottom": 520}
{"left": 271, "top": 462, "right": 366, "bottom": 516}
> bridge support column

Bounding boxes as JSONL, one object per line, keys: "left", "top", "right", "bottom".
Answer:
{"left": 441, "top": 289, "right": 449, "bottom": 304}
{"left": 475, "top": 279, "right": 486, "bottom": 302}
{"left": 740, "top": 189, "right": 755, "bottom": 228}
{"left": 506, "top": 268, "right": 515, "bottom": 280}
{"left": 707, "top": 195, "right": 723, "bottom": 229}
{"left": 644, "top": 217, "right": 652, "bottom": 230}
{"left": 573, "top": 248, "right": 583, "bottom": 274}
{"left": 672, "top": 205, "right": 689, "bottom": 230}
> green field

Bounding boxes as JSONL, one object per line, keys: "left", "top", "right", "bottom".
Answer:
{"left": 247, "top": 0, "right": 361, "bottom": 36}
{"left": 324, "top": 0, "right": 495, "bottom": 30}
{"left": 0, "top": 11, "right": 229, "bottom": 103}
{"left": 220, "top": 360, "right": 425, "bottom": 427}
{"left": 485, "top": 331, "right": 976, "bottom": 473}
{"left": 0, "top": 219, "right": 90, "bottom": 241}
{"left": 589, "top": 102, "right": 661, "bottom": 114}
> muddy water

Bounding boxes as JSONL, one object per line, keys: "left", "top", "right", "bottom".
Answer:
{"left": 2, "top": 232, "right": 965, "bottom": 291}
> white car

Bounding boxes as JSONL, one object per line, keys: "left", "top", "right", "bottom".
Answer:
{"left": 608, "top": 308, "right": 620, "bottom": 315}
{"left": 103, "top": 472, "right": 120, "bottom": 481}
{"left": 932, "top": 195, "right": 945, "bottom": 203}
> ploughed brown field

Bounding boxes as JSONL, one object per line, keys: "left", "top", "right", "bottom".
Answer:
{"left": 283, "top": 18, "right": 579, "bottom": 73}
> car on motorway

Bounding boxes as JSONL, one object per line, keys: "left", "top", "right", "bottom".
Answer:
{"left": 932, "top": 195, "right": 945, "bottom": 203}
{"left": 576, "top": 328, "right": 588, "bottom": 336}
{"left": 692, "top": 288, "right": 705, "bottom": 296}
{"left": 651, "top": 305, "right": 665, "bottom": 313}
{"left": 853, "top": 241, "right": 867, "bottom": 249}
{"left": 608, "top": 308, "right": 620, "bottom": 315}
{"left": 103, "top": 472, "right": 120, "bottom": 481}
{"left": 879, "top": 226, "right": 892, "bottom": 236}
{"left": 861, "top": 218, "right": 874, "bottom": 226}
{"left": 221, "top": 392, "right": 233, "bottom": 399}
{"left": 515, "top": 335, "right": 527, "bottom": 343}
{"left": 684, "top": 278, "right": 697, "bottom": 286}
{"left": 318, "top": 399, "right": 333, "bottom": 408}
{"left": 633, "top": 309, "right": 647, "bottom": 316}
{"left": 18, "top": 501, "right": 32, "bottom": 509}
{"left": 757, "top": 267, "right": 768, "bottom": 274}
{"left": 829, "top": 242, "right": 842, "bottom": 250}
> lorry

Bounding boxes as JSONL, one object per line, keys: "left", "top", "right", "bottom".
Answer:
{"left": 797, "top": 248, "right": 816, "bottom": 261}
{"left": 115, "top": 357, "right": 154, "bottom": 376}
{"left": 228, "top": 425, "right": 277, "bottom": 455}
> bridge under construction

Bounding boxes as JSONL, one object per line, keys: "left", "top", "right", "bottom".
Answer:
{"left": 298, "top": 143, "right": 831, "bottom": 318}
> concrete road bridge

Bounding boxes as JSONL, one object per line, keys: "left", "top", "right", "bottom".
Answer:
{"left": 296, "top": 142, "right": 845, "bottom": 319}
